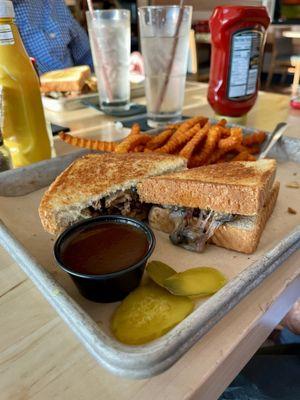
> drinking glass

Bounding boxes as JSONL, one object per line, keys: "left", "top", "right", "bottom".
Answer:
{"left": 138, "top": 6, "right": 192, "bottom": 127}
{"left": 86, "top": 10, "right": 131, "bottom": 112}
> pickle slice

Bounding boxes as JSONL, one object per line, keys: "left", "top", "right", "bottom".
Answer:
{"left": 164, "top": 267, "right": 227, "bottom": 297}
{"left": 111, "top": 285, "right": 194, "bottom": 345}
{"left": 146, "top": 260, "right": 176, "bottom": 287}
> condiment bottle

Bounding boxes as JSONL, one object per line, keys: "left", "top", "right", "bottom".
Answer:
{"left": 0, "top": 131, "right": 11, "bottom": 171}
{"left": 207, "top": 6, "right": 270, "bottom": 122}
{"left": 0, "top": 86, "right": 11, "bottom": 171}
{"left": 0, "top": 0, "right": 51, "bottom": 168}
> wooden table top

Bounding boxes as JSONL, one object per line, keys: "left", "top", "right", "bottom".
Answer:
{"left": 47, "top": 81, "right": 300, "bottom": 138}
{"left": 282, "top": 30, "right": 300, "bottom": 39}
{"left": 1, "top": 82, "right": 300, "bottom": 400}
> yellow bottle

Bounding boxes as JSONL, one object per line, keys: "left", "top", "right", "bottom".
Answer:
{"left": 0, "top": 0, "right": 51, "bottom": 168}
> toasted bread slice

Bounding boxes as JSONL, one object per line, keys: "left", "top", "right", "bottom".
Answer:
{"left": 39, "top": 153, "right": 186, "bottom": 235}
{"left": 40, "top": 66, "right": 91, "bottom": 93}
{"left": 211, "top": 182, "right": 280, "bottom": 253}
{"left": 148, "top": 182, "right": 280, "bottom": 254}
{"left": 138, "top": 160, "right": 276, "bottom": 216}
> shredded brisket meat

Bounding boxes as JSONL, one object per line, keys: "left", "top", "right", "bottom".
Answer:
{"left": 82, "top": 188, "right": 150, "bottom": 220}
{"left": 81, "top": 188, "right": 235, "bottom": 253}
{"left": 166, "top": 206, "right": 235, "bottom": 252}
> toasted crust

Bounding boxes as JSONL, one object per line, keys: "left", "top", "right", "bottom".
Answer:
{"left": 40, "top": 66, "right": 91, "bottom": 93}
{"left": 138, "top": 160, "right": 277, "bottom": 216}
{"left": 148, "top": 182, "right": 280, "bottom": 254}
{"left": 211, "top": 182, "right": 280, "bottom": 253}
{"left": 39, "top": 153, "right": 186, "bottom": 235}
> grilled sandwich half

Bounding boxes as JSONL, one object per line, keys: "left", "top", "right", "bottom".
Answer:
{"left": 137, "top": 159, "right": 279, "bottom": 254}
{"left": 39, "top": 152, "right": 186, "bottom": 235}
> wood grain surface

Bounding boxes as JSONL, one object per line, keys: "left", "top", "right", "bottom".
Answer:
{"left": 1, "top": 82, "right": 300, "bottom": 400}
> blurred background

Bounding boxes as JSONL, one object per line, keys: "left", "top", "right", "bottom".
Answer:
{"left": 66, "top": 0, "right": 300, "bottom": 96}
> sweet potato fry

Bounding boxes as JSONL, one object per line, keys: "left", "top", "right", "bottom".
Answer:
{"left": 59, "top": 131, "right": 116, "bottom": 152}
{"left": 231, "top": 151, "right": 256, "bottom": 162}
{"left": 218, "top": 118, "right": 227, "bottom": 127}
{"left": 235, "top": 144, "right": 260, "bottom": 155}
{"left": 179, "top": 121, "right": 210, "bottom": 159}
{"left": 216, "top": 156, "right": 228, "bottom": 163}
{"left": 114, "top": 134, "right": 151, "bottom": 153}
{"left": 248, "top": 154, "right": 257, "bottom": 161}
{"left": 129, "top": 123, "right": 141, "bottom": 136}
{"left": 218, "top": 127, "right": 243, "bottom": 150}
{"left": 220, "top": 126, "right": 231, "bottom": 138}
{"left": 206, "top": 147, "right": 231, "bottom": 164}
{"left": 213, "top": 119, "right": 229, "bottom": 138}
{"left": 243, "top": 131, "right": 266, "bottom": 146}
{"left": 188, "top": 125, "right": 222, "bottom": 168}
{"left": 156, "top": 116, "right": 208, "bottom": 154}
{"left": 146, "top": 128, "right": 175, "bottom": 150}
{"left": 133, "top": 144, "right": 145, "bottom": 152}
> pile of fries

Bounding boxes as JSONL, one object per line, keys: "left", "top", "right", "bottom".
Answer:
{"left": 59, "top": 116, "right": 266, "bottom": 168}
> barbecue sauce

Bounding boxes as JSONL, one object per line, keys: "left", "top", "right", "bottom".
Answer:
{"left": 60, "top": 222, "right": 149, "bottom": 275}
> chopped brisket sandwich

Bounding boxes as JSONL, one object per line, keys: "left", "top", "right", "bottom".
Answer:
{"left": 39, "top": 153, "right": 186, "bottom": 235}
{"left": 40, "top": 65, "right": 97, "bottom": 99}
{"left": 137, "top": 159, "right": 279, "bottom": 254}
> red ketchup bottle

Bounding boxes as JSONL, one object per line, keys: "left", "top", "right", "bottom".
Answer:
{"left": 207, "top": 6, "right": 270, "bottom": 122}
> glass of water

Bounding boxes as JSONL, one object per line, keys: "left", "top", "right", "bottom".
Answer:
{"left": 86, "top": 10, "right": 131, "bottom": 112}
{"left": 138, "top": 6, "right": 192, "bottom": 127}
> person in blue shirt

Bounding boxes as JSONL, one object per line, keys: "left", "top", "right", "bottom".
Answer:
{"left": 13, "top": 0, "right": 93, "bottom": 73}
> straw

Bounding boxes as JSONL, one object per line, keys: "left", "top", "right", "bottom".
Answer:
{"left": 154, "top": 0, "right": 185, "bottom": 113}
{"left": 87, "top": 0, "right": 113, "bottom": 102}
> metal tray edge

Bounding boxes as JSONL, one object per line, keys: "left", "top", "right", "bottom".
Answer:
{"left": 0, "top": 219, "right": 299, "bottom": 379}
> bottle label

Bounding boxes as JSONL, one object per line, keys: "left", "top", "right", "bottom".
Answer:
{"left": 0, "top": 24, "right": 14, "bottom": 45}
{"left": 227, "top": 29, "right": 263, "bottom": 100}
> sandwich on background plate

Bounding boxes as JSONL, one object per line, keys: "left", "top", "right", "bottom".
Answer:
{"left": 39, "top": 152, "right": 186, "bottom": 235}
{"left": 40, "top": 65, "right": 97, "bottom": 99}
{"left": 137, "top": 159, "right": 279, "bottom": 254}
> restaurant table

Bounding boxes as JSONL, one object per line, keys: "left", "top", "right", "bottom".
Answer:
{"left": 282, "top": 30, "right": 300, "bottom": 39}
{"left": 1, "top": 82, "right": 299, "bottom": 400}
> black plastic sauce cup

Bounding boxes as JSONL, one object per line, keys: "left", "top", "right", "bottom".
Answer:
{"left": 54, "top": 215, "right": 156, "bottom": 303}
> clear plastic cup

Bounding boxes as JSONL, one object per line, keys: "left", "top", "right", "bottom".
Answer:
{"left": 86, "top": 10, "right": 131, "bottom": 112}
{"left": 138, "top": 6, "right": 192, "bottom": 127}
